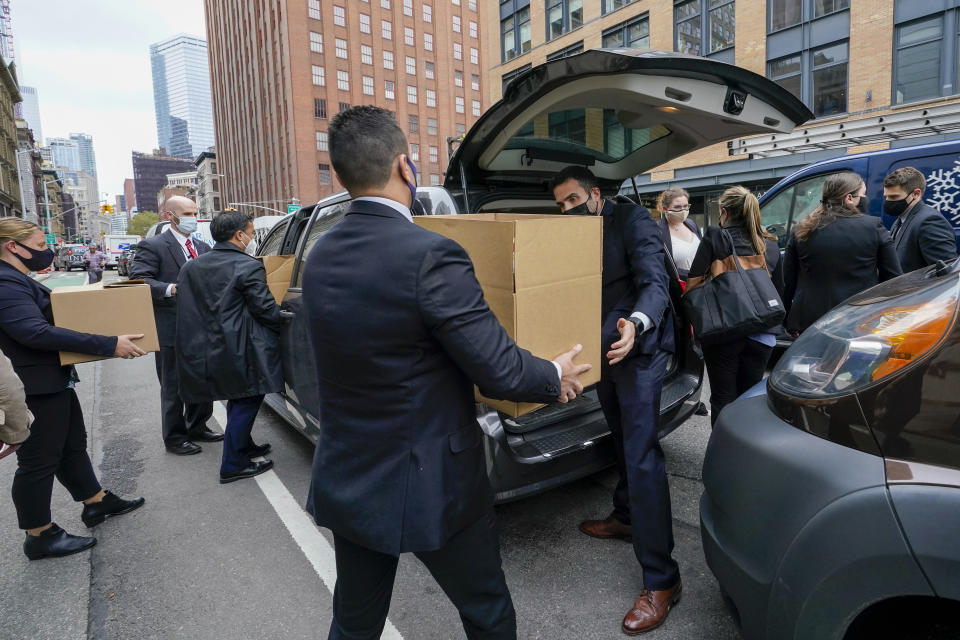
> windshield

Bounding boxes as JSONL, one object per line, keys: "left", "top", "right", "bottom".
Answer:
{"left": 503, "top": 107, "right": 671, "bottom": 163}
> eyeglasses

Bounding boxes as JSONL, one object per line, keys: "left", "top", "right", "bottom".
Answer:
{"left": 666, "top": 206, "right": 691, "bottom": 212}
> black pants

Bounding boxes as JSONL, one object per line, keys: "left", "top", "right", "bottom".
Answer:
{"left": 87, "top": 269, "right": 103, "bottom": 284}
{"left": 11, "top": 389, "right": 101, "bottom": 529}
{"left": 154, "top": 347, "right": 213, "bottom": 446}
{"left": 329, "top": 510, "right": 516, "bottom": 640}
{"left": 596, "top": 349, "right": 680, "bottom": 592}
{"left": 703, "top": 337, "right": 773, "bottom": 426}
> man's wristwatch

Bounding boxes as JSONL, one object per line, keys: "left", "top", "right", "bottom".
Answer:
{"left": 627, "top": 316, "right": 644, "bottom": 334}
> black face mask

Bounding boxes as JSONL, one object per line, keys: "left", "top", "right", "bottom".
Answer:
{"left": 883, "top": 195, "right": 915, "bottom": 218}
{"left": 856, "top": 194, "right": 869, "bottom": 214}
{"left": 565, "top": 197, "right": 599, "bottom": 216}
{"left": 14, "top": 243, "right": 55, "bottom": 272}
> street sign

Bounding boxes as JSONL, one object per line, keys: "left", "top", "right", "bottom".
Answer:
{"left": 45, "top": 234, "right": 56, "bottom": 246}
{"left": 287, "top": 204, "right": 302, "bottom": 214}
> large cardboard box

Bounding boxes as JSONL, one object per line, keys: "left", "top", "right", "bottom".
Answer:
{"left": 415, "top": 214, "right": 602, "bottom": 417}
{"left": 50, "top": 280, "right": 160, "bottom": 366}
{"left": 260, "top": 255, "right": 295, "bottom": 304}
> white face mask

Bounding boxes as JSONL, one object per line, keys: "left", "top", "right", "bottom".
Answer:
{"left": 240, "top": 231, "right": 257, "bottom": 256}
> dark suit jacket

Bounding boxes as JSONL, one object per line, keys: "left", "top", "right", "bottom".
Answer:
{"left": 893, "top": 203, "right": 957, "bottom": 273}
{"left": 129, "top": 230, "right": 211, "bottom": 347}
{"left": 175, "top": 243, "right": 283, "bottom": 403}
{"left": 656, "top": 216, "right": 701, "bottom": 279}
{"left": 0, "top": 262, "right": 116, "bottom": 395}
{"left": 303, "top": 199, "right": 560, "bottom": 555}
{"left": 601, "top": 200, "right": 674, "bottom": 360}
{"left": 783, "top": 214, "right": 902, "bottom": 334}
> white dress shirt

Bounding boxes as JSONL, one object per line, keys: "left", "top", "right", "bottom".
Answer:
{"left": 164, "top": 227, "right": 196, "bottom": 297}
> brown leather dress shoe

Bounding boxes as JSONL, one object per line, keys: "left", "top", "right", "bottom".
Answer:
{"left": 578, "top": 515, "right": 632, "bottom": 540}
{"left": 621, "top": 580, "right": 682, "bottom": 635}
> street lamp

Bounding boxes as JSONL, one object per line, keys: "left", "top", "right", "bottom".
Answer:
{"left": 228, "top": 201, "right": 299, "bottom": 215}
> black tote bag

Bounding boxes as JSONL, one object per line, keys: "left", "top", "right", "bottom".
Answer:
{"left": 682, "top": 229, "right": 784, "bottom": 345}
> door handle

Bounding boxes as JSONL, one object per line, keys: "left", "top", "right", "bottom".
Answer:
{"left": 279, "top": 310, "right": 295, "bottom": 319}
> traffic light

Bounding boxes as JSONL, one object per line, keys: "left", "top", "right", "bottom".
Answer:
{"left": 100, "top": 204, "right": 115, "bottom": 214}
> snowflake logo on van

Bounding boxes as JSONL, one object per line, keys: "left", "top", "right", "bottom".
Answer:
{"left": 925, "top": 159, "right": 960, "bottom": 225}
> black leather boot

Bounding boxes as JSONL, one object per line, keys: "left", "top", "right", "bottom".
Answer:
{"left": 23, "top": 523, "right": 96, "bottom": 560}
{"left": 81, "top": 491, "right": 146, "bottom": 527}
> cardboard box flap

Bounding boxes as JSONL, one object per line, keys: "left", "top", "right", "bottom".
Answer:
{"left": 104, "top": 279, "right": 146, "bottom": 288}
{"left": 259, "top": 255, "right": 295, "bottom": 304}
{"left": 414, "top": 217, "right": 516, "bottom": 291}
{"left": 513, "top": 217, "right": 602, "bottom": 290}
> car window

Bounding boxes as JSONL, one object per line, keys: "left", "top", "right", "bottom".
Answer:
{"left": 293, "top": 202, "right": 349, "bottom": 287}
{"left": 258, "top": 218, "right": 291, "bottom": 256}
{"left": 761, "top": 174, "right": 831, "bottom": 248}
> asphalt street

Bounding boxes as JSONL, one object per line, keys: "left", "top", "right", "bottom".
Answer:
{"left": 1, "top": 270, "right": 738, "bottom": 640}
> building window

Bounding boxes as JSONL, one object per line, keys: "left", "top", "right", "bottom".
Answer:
{"left": 547, "top": 0, "right": 583, "bottom": 42}
{"left": 403, "top": 0, "right": 413, "bottom": 16}
{"left": 469, "top": 0, "right": 476, "bottom": 10}
{"left": 360, "top": 13, "right": 371, "bottom": 33}
{"left": 316, "top": 131, "right": 328, "bottom": 151}
{"left": 408, "top": 86, "right": 418, "bottom": 103}
{"left": 501, "top": 4, "right": 531, "bottom": 62}
{"left": 469, "top": 21, "right": 478, "bottom": 38}
{"left": 382, "top": 20, "right": 392, "bottom": 40}
{"left": 453, "top": 0, "right": 459, "bottom": 5}
{"left": 546, "top": 41, "right": 583, "bottom": 61}
{"left": 427, "top": 89, "right": 437, "bottom": 107}
{"left": 472, "top": 99, "right": 481, "bottom": 116}
{"left": 769, "top": 0, "right": 801, "bottom": 32}
{"left": 337, "top": 70, "right": 350, "bottom": 91}
{"left": 405, "top": 27, "right": 415, "bottom": 46}
{"left": 501, "top": 63, "right": 532, "bottom": 92}
{"left": 675, "top": 0, "right": 735, "bottom": 55}
{"left": 428, "top": 117, "right": 437, "bottom": 134}
{"left": 429, "top": 145, "right": 439, "bottom": 163}
{"left": 319, "top": 163, "right": 331, "bottom": 184}
{"left": 424, "top": 33, "right": 433, "bottom": 51}
{"left": 456, "top": 123, "right": 466, "bottom": 135}
{"left": 812, "top": 41, "right": 848, "bottom": 117}
{"left": 456, "top": 96, "right": 465, "bottom": 113}
{"left": 471, "top": 74, "right": 479, "bottom": 91}
{"left": 312, "top": 65, "right": 325, "bottom": 86}
{"left": 410, "top": 143, "right": 420, "bottom": 161}
{"left": 385, "top": 80, "right": 395, "bottom": 100}
{"left": 409, "top": 114, "right": 418, "bottom": 132}
{"left": 334, "top": 5, "right": 345, "bottom": 26}
{"left": 814, "top": 0, "right": 848, "bottom": 19}
{"left": 361, "top": 44, "right": 373, "bottom": 65}
{"left": 602, "top": 0, "right": 638, "bottom": 14}
{"left": 383, "top": 50, "right": 394, "bottom": 69}
{"left": 455, "top": 70, "right": 464, "bottom": 87}
{"left": 339, "top": 101, "right": 350, "bottom": 112}
{"left": 454, "top": 43, "right": 463, "bottom": 60}
{"left": 470, "top": 47, "right": 478, "bottom": 65}
{"left": 363, "top": 75, "right": 374, "bottom": 95}
{"left": 894, "top": 15, "right": 944, "bottom": 105}
{"left": 310, "top": 31, "right": 323, "bottom": 53}
{"left": 423, "top": 4, "right": 432, "bottom": 22}
{"left": 602, "top": 15, "right": 649, "bottom": 49}
{"left": 309, "top": 0, "right": 321, "bottom": 20}
{"left": 425, "top": 61, "right": 435, "bottom": 79}
{"left": 430, "top": 174, "right": 441, "bottom": 186}
{"left": 314, "top": 98, "right": 327, "bottom": 118}
{"left": 406, "top": 56, "right": 417, "bottom": 75}
{"left": 453, "top": 15, "right": 461, "bottom": 32}
{"left": 335, "top": 38, "right": 348, "bottom": 59}
{"left": 381, "top": 0, "right": 390, "bottom": 8}
{"left": 767, "top": 54, "right": 801, "bottom": 101}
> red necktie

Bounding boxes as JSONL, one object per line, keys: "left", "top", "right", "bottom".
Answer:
{"left": 185, "top": 238, "right": 198, "bottom": 259}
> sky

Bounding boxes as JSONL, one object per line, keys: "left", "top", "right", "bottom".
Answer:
{"left": 12, "top": 0, "right": 207, "bottom": 203}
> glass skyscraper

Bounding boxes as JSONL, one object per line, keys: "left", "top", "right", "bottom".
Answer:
{"left": 150, "top": 34, "right": 214, "bottom": 159}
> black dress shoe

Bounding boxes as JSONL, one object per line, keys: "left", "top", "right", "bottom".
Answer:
{"left": 219, "top": 459, "right": 274, "bottom": 484}
{"left": 81, "top": 491, "right": 146, "bottom": 527}
{"left": 165, "top": 441, "right": 202, "bottom": 455}
{"left": 241, "top": 442, "right": 271, "bottom": 457}
{"left": 23, "top": 523, "right": 96, "bottom": 560}
{"left": 188, "top": 426, "right": 224, "bottom": 442}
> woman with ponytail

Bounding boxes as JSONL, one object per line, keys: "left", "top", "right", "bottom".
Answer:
{"left": 656, "top": 187, "right": 701, "bottom": 278}
{"left": 783, "top": 172, "right": 901, "bottom": 336}
{"left": 686, "top": 186, "right": 782, "bottom": 425}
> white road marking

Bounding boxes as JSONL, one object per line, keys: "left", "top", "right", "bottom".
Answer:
{"left": 211, "top": 401, "right": 404, "bottom": 639}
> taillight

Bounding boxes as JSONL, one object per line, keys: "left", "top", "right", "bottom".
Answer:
{"left": 67, "top": 250, "right": 72, "bottom": 255}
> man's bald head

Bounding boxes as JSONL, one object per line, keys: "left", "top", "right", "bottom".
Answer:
{"left": 162, "top": 196, "right": 197, "bottom": 218}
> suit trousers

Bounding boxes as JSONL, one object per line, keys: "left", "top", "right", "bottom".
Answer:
{"left": 154, "top": 347, "right": 213, "bottom": 446}
{"left": 596, "top": 349, "right": 680, "bottom": 591}
{"left": 328, "top": 509, "right": 516, "bottom": 640}
{"left": 87, "top": 269, "right": 103, "bottom": 284}
{"left": 11, "top": 389, "right": 102, "bottom": 529}
{"left": 221, "top": 395, "right": 264, "bottom": 472}
{"left": 702, "top": 338, "right": 773, "bottom": 427}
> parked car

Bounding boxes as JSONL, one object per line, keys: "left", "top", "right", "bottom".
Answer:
{"left": 53, "top": 244, "right": 87, "bottom": 272}
{"left": 258, "top": 49, "right": 812, "bottom": 501}
{"left": 117, "top": 247, "right": 137, "bottom": 277}
{"left": 700, "top": 259, "right": 960, "bottom": 640}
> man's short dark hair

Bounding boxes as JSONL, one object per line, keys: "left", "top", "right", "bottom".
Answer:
{"left": 211, "top": 210, "right": 253, "bottom": 242}
{"left": 883, "top": 166, "right": 926, "bottom": 195}
{"left": 549, "top": 166, "right": 599, "bottom": 195}
{"left": 328, "top": 105, "right": 408, "bottom": 194}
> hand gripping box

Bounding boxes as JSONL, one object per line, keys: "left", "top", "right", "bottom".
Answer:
{"left": 415, "top": 214, "right": 602, "bottom": 417}
{"left": 50, "top": 280, "right": 160, "bottom": 366}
